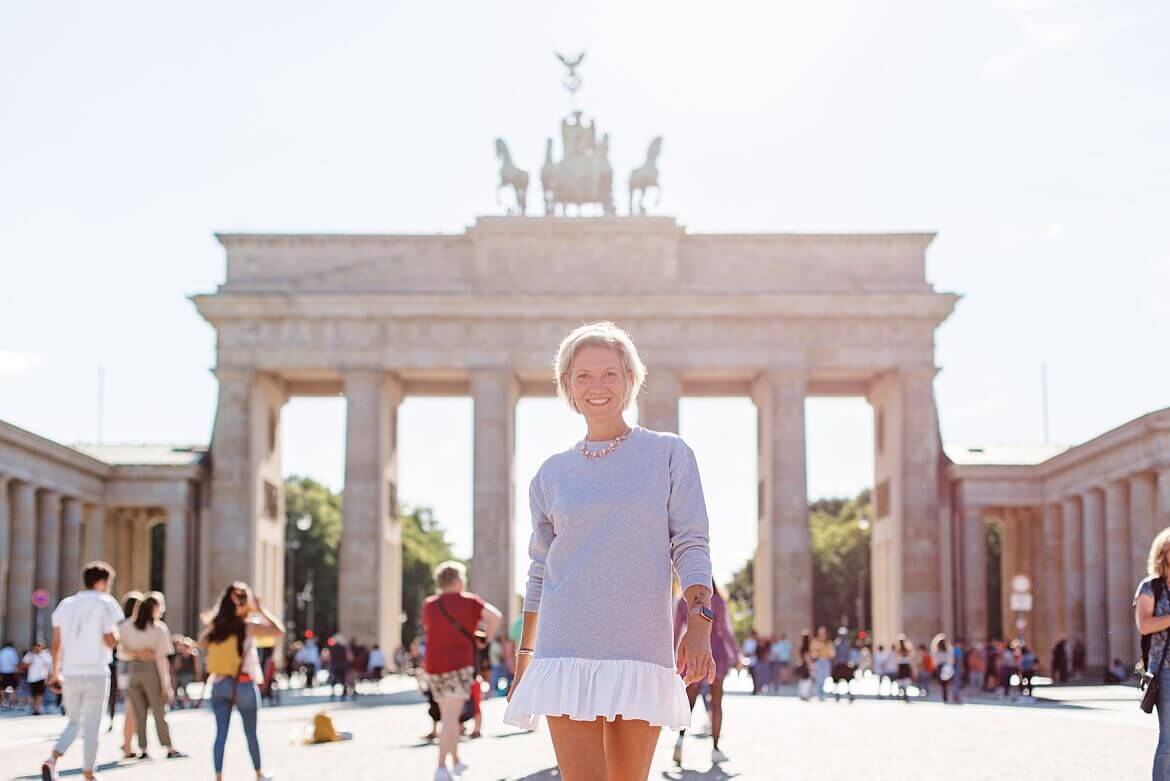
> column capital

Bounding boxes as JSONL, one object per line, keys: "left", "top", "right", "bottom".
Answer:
{"left": 212, "top": 366, "right": 253, "bottom": 383}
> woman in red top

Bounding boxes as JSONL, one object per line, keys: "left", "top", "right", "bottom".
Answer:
{"left": 422, "top": 561, "right": 502, "bottom": 781}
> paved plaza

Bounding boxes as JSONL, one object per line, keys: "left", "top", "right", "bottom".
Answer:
{"left": 0, "top": 675, "right": 1157, "bottom": 780}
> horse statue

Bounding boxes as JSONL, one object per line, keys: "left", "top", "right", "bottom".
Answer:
{"left": 628, "top": 136, "right": 663, "bottom": 216}
{"left": 494, "top": 138, "right": 529, "bottom": 215}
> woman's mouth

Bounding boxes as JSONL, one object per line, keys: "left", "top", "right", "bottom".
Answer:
{"left": 585, "top": 398, "right": 612, "bottom": 407}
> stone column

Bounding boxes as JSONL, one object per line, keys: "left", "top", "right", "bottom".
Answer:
{"left": 754, "top": 370, "right": 810, "bottom": 641}
{"left": 164, "top": 506, "right": 189, "bottom": 634}
{"left": 961, "top": 504, "right": 988, "bottom": 642}
{"left": 35, "top": 491, "right": 61, "bottom": 605}
{"left": 7, "top": 481, "right": 37, "bottom": 648}
{"left": 1105, "top": 480, "right": 1133, "bottom": 664}
{"left": 1158, "top": 467, "right": 1170, "bottom": 531}
{"left": 83, "top": 503, "right": 106, "bottom": 564}
{"left": 1039, "top": 503, "right": 1064, "bottom": 668}
{"left": 0, "top": 476, "right": 10, "bottom": 643}
{"left": 471, "top": 370, "right": 518, "bottom": 628}
{"left": 1131, "top": 473, "right": 1157, "bottom": 582}
{"left": 1061, "top": 496, "right": 1085, "bottom": 645}
{"left": 1081, "top": 488, "right": 1108, "bottom": 670}
{"left": 340, "top": 372, "right": 404, "bottom": 652}
{"left": 638, "top": 367, "right": 681, "bottom": 433}
{"left": 207, "top": 369, "right": 255, "bottom": 609}
{"left": 131, "top": 514, "right": 152, "bottom": 593}
{"left": 59, "top": 497, "right": 83, "bottom": 598}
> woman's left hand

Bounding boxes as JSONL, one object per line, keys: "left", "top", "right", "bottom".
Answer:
{"left": 676, "top": 623, "right": 715, "bottom": 686}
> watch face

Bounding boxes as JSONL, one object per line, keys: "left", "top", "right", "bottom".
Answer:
{"left": 698, "top": 605, "right": 715, "bottom": 621}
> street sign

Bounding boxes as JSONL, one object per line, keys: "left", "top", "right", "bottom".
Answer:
{"left": 31, "top": 589, "right": 50, "bottom": 609}
{"left": 1011, "top": 574, "right": 1031, "bottom": 593}
{"left": 1010, "top": 592, "right": 1033, "bottom": 612}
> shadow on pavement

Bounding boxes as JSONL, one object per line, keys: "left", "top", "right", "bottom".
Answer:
{"left": 660, "top": 766, "right": 739, "bottom": 780}
{"left": 14, "top": 758, "right": 153, "bottom": 779}
{"left": 507, "top": 768, "right": 560, "bottom": 780}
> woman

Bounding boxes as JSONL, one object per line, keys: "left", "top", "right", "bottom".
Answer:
{"left": 113, "top": 590, "right": 142, "bottom": 757}
{"left": 199, "top": 582, "right": 284, "bottom": 781}
{"left": 796, "top": 631, "right": 813, "bottom": 701}
{"left": 504, "top": 322, "right": 716, "bottom": 781}
{"left": 810, "top": 626, "right": 834, "bottom": 702}
{"left": 893, "top": 634, "right": 915, "bottom": 702}
{"left": 118, "top": 592, "right": 186, "bottom": 759}
{"left": 671, "top": 578, "right": 740, "bottom": 767}
{"left": 931, "top": 633, "right": 956, "bottom": 703}
{"left": 421, "top": 560, "right": 502, "bottom": 780}
{"left": 1135, "top": 527, "right": 1170, "bottom": 778}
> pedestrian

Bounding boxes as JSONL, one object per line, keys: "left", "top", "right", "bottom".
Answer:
{"left": 1072, "top": 636, "right": 1087, "bottom": 680}
{"left": 951, "top": 638, "right": 965, "bottom": 703}
{"left": 796, "top": 630, "right": 814, "bottom": 701}
{"left": 40, "top": 560, "right": 125, "bottom": 781}
{"left": 966, "top": 641, "right": 985, "bottom": 698}
{"left": 1020, "top": 645, "right": 1037, "bottom": 697}
{"left": 874, "top": 644, "right": 890, "bottom": 697}
{"left": 22, "top": 640, "right": 52, "bottom": 714}
{"left": 1134, "top": 527, "right": 1170, "bottom": 777}
{"left": 774, "top": 632, "right": 792, "bottom": 687}
{"left": 916, "top": 642, "right": 933, "bottom": 698}
{"left": 119, "top": 592, "right": 185, "bottom": 759}
{"left": 1001, "top": 640, "right": 1021, "bottom": 700}
{"left": 199, "top": 582, "right": 284, "bottom": 781}
{"left": 1051, "top": 637, "right": 1069, "bottom": 683}
{"left": 112, "top": 591, "right": 142, "bottom": 756}
{"left": 503, "top": 323, "right": 716, "bottom": 781}
{"left": 487, "top": 635, "right": 507, "bottom": 697}
{"left": 421, "top": 560, "right": 503, "bottom": 780}
{"left": 298, "top": 635, "right": 320, "bottom": 688}
{"left": 985, "top": 640, "right": 1001, "bottom": 693}
{"left": 327, "top": 636, "right": 350, "bottom": 700}
{"left": 832, "top": 628, "right": 855, "bottom": 703}
{"left": 368, "top": 644, "right": 386, "bottom": 681}
{"left": 810, "top": 626, "right": 834, "bottom": 702}
{"left": 893, "top": 634, "right": 915, "bottom": 702}
{"left": 672, "top": 578, "right": 740, "bottom": 767}
{"left": 931, "top": 634, "right": 956, "bottom": 703}
{"left": 742, "top": 630, "right": 760, "bottom": 695}
{"left": 1, "top": 639, "right": 21, "bottom": 709}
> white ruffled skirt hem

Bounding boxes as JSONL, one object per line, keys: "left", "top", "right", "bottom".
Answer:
{"left": 502, "top": 657, "right": 691, "bottom": 731}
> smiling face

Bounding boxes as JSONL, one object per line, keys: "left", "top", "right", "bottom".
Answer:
{"left": 567, "top": 345, "right": 632, "bottom": 426}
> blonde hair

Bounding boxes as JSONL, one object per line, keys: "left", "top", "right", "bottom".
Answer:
{"left": 433, "top": 560, "right": 467, "bottom": 589}
{"left": 553, "top": 321, "right": 647, "bottom": 413}
{"left": 1148, "top": 527, "right": 1170, "bottom": 579}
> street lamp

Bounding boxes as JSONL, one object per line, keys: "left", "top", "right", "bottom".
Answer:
{"left": 857, "top": 513, "right": 871, "bottom": 632}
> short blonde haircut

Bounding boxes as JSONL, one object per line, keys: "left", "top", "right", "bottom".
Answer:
{"left": 554, "top": 321, "right": 647, "bottom": 413}
{"left": 433, "top": 560, "right": 467, "bottom": 589}
{"left": 1148, "top": 527, "right": 1170, "bottom": 579}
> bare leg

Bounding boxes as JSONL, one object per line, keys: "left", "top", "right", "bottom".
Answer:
{"left": 603, "top": 716, "right": 661, "bottom": 781}
{"left": 547, "top": 715, "right": 606, "bottom": 781}
{"left": 436, "top": 696, "right": 465, "bottom": 771}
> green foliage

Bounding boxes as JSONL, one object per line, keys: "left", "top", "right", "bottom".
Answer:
{"left": 283, "top": 477, "right": 458, "bottom": 650}
{"left": 401, "top": 507, "right": 458, "bottom": 647}
{"left": 986, "top": 520, "right": 1003, "bottom": 641}
{"left": 724, "top": 489, "right": 873, "bottom": 638}
{"left": 285, "top": 476, "right": 342, "bottom": 640}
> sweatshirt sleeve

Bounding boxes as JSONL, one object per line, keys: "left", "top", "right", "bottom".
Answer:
{"left": 667, "top": 437, "right": 713, "bottom": 594}
{"left": 523, "top": 469, "right": 556, "bottom": 613}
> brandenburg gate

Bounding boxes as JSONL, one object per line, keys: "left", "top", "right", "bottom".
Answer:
{"left": 192, "top": 218, "right": 957, "bottom": 652}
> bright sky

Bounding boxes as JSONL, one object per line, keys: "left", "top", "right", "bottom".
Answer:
{"left": 2, "top": 2, "right": 1167, "bottom": 592}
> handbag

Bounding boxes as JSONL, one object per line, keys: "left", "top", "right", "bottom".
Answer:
{"left": 1141, "top": 578, "right": 1167, "bottom": 714}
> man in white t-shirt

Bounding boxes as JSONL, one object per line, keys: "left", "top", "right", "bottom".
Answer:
{"left": 0, "top": 640, "right": 20, "bottom": 708}
{"left": 41, "top": 561, "right": 124, "bottom": 781}
{"left": 23, "top": 641, "right": 53, "bottom": 714}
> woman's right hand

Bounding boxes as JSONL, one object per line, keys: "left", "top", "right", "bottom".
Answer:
{"left": 507, "top": 654, "right": 532, "bottom": 702}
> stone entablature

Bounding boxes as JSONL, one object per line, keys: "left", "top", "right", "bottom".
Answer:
{"left": 213, "top": 218, "right": 937, "bottom": 295}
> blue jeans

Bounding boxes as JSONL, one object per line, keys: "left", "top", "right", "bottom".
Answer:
{"left": 814, "top": 659, "right": 831, "bottom": 701}
{"left": 211, "top": 678, "right": 261, "bottom": 773}
{"left": 1154, "top": 665, "right": 1170, "bottom": 779}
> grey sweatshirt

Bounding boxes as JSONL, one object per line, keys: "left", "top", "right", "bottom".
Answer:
{"left": 524, "top": 426, "right": 713, "bottom": 669}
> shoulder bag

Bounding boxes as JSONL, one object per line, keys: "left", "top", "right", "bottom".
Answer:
{"left": 1141, "top": 578, "right": 1167, "bottom": 714}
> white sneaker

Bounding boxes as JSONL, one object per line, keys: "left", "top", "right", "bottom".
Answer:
{"left": 434, "top": 768, "right": 453, "bottom": 781}
{"left": 712, "top": 748, "right": 728, "bottom": 764}
{"left": 673, "top": 736, "right": 683, "bottom": 765}
{"left": 453, "top": 760, "right": 468, "bottom": 777}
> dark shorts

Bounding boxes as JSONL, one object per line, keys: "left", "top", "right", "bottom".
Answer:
{"left": 0, "top": 672, "right": 18, "bottom": 690}
{"left": 29, "top": 680, "right": 46, "bottom": 697}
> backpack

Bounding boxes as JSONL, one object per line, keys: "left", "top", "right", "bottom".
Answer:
{"left": 205, "top": 636, "right": 243, "bottom": 677}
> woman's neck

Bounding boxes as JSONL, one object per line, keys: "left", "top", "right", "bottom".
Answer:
{"left": 584, "top": 415, "right": 631, "bottom": 442}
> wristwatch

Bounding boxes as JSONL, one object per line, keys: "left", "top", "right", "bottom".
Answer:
{"left": 688, "top": 604, "right": 715, "bottom": 623}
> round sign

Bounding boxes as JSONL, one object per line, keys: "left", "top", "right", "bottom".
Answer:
{"left": 31, "top": 588, "right": 50, "bottom": 608}
{"left": 1015, "top": 618, "right": 1028, "bottom": 630}
{"left": 1011, "top": 574, "right": 1031, "bottom": 593}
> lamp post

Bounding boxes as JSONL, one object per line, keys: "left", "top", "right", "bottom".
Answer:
{"left": 857, "top": 514, "right": 871, "bottom": 633}
{"left": 286, "top": 511, "right": 312, "bottom": 638}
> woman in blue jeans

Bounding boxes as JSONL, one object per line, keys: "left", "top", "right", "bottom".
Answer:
{"left": 1137, "top": 528, "right": 1170, "bottom": 779}
{"left": 199, "top": 582, "right": 285, "bottom": 781}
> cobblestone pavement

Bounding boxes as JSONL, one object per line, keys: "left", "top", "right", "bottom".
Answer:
{"left": 0, "top": 675, "right": 1156, "bottom": 780}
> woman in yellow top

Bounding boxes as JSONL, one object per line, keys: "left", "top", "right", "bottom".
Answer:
{"left": 199, "top": 582, "right": 284, "bottom": 781}
{"left": 810, "top": 626, "right": 834, "bottom": 702}
{"left": 118, "top": 591, "right": 186, "bottom": 759}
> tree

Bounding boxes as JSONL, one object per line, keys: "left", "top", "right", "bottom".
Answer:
{"left": 401, "top": 506, "right": 459, "bottom": 647}
{"left": 284, "top": 476, "right": 342, "bottom": 639}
